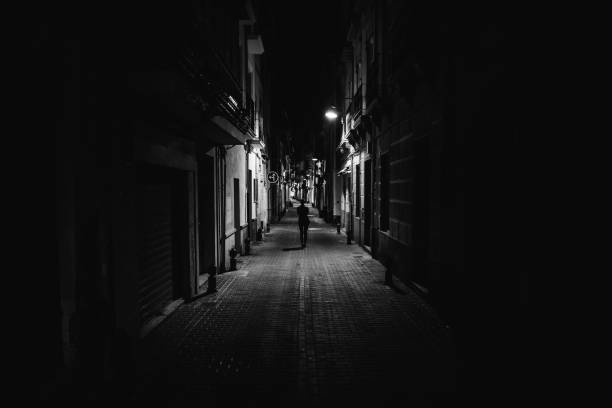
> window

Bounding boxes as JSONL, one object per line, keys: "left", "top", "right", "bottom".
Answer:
{"left": 347, "top": 66, "right": 353, "bottom": 102}
{"left": 367, "top": 35, "right": 375, "bottom": 67}
{"left": 366, "top": 9, "right": 376, "bottom": 68}
{"left": 354, "top": 41, "right": 362, "bottom": 89}
{"left": 246, "top": 70, "right": 253, "bottom": 104}
{"left": 234, "top": 178, "right": 240, "bottom": 228}
{"left": 380, "top": 154, "right": 389, "bottom": 231}
{"left": 342, "top": 174, "right": 348, "bottom": 212}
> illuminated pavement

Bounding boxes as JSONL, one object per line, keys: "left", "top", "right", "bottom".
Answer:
{"left": 132, "top": 200, "right": 457, "bottom": 407}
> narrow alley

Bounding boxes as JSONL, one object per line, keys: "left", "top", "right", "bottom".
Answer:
{"left": 131, "top": 200, "right": 456, "bottom": 406}
{"left": 28, "top": 1, "right": 522, "bottom": 405}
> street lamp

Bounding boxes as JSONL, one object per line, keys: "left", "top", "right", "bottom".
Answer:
{"left": 325, "top": 106, "right": 339, "bottom": 120}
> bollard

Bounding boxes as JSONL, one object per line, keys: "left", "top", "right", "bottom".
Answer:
{"left": 244, "top": 238, "right": 250, "bottom": 255}
{"left": 385, "top": 265, "right": 393, "bottom": 286}
{"left": 346, "top": 229, "right": 352, "bottom": 245}
{"left": 229, "top": 247, "right": 237, "bottom": 271}
{"left": 257, "top": 221, "right": 264, "bottom": 241}
{"left": 207, "top": 265, "right": 217, "bottom": 293}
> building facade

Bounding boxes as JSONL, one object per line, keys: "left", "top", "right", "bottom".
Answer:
{"left": 34, "top": 0, "right": 272, "bottom": 387}
{"left": 328, "top": 0, "right": 467, "bottom": 318}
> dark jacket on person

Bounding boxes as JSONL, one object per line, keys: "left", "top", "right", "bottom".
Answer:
{"left": 297, "top": 205, "right": 309, "bottom": 225}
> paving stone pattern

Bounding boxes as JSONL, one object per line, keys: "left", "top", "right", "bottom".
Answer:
{"left": 132, "top": 202, "right": 457, "bottom": 407}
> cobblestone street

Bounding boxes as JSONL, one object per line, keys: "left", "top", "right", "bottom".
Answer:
{"left": 132, "top": 202, "right": 457, "bottom": 407}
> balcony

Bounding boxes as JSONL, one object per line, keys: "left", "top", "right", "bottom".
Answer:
{"left": 179, "top": 26, "right": 255, "bottom": 137}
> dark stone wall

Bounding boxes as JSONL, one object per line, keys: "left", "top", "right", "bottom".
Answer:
{"left": 370, "top": 4, "right": 519, "bottom": 372}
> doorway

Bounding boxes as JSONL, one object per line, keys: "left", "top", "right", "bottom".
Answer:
{"left": 234, "top": 178, "right": 241, "bottom": 252}
{"left": 198, "top": 155, "right": 215, "bottom": 281}
{"left": 247, "top": 170, "right": 254, "bottom": 241}
{"left": 136, "top": 166, "right": 188, "bottom": 327}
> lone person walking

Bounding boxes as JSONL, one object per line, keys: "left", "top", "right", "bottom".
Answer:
{"left": 297, "top": 200, "right": 310, "bottom": 248}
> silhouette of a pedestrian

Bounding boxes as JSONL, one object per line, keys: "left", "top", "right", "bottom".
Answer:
{"left": 297, "top": 200, "right": 309, "bottom": 247}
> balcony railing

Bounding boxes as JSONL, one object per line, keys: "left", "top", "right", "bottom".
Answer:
{"left": 179, "top": 25, "right": 254, "bottom": 135}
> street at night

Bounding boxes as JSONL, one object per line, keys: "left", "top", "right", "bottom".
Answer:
{"left": 25, "top": 1, "right": 525, "bottom": 406}
{"left": 129, "top": 200, "right": 456, "bottom": 406}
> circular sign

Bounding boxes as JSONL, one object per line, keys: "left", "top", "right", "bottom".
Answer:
{"left": 267, "top": 171, "right": 279, "bottom": 183}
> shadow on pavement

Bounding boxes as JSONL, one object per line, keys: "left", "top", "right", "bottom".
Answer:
{"left": 282, "top": 247, "right": 304, "bottom": 251}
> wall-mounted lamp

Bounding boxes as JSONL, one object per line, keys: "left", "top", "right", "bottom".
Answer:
{"left": 324, "top": 97, "right": 353, "bottom": 121}
{"left": 325, "top": 108, "right": 339, "bottom": 120}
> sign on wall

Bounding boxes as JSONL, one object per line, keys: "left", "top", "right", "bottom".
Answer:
{"left": 267, "top": 171, "right": 279, "bottom": 184}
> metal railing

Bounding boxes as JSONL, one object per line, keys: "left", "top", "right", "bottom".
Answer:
{"left": 179, "top": 26, "right": 255, "bottom": 135}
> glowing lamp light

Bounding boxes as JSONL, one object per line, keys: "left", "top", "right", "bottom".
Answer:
{"left": 325, "top": 110, "right": 338, "bottom": 120}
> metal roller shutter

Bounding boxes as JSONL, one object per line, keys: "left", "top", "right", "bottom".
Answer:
{"left": 138, "top": 182, "right": 174, "bottom": 326}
